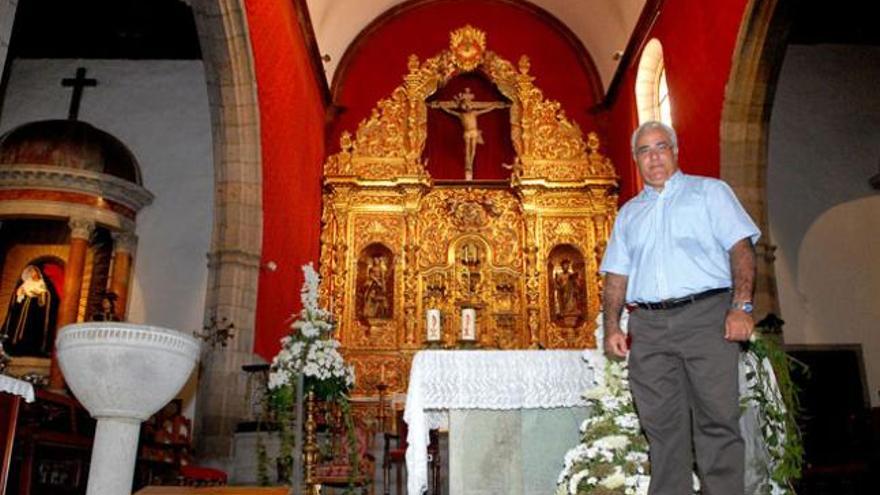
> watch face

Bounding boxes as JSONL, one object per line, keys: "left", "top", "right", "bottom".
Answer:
{"left": 733, "top": 301, "right": 754, "bottom": 313}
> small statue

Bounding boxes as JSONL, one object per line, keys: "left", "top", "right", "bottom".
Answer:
{"left": 429, "top": 87, "right": 510, "bottom": 180}
{"left": 91, "top": 292, "right": 121, "bottom": 322}
{"left": 363, "top": 256, "right": 390, "bottom": 319}
{"left": 1, "top": 265, "right": 58, "bottom": 357}
{"left": 553, "top": 258, "right": 581, "bottom": 318}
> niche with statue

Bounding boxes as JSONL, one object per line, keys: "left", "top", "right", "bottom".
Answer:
{"left": 547, "top": 244, "right": 587, "bottom": 328}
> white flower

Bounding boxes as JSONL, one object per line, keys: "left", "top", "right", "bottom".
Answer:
{"left": 599, "top": 467, "right": 626, "bottom": 489}
{"left": 597, "top": 435, "right": 630, "bottom": 451}
{"left": 268, "top": 371, "right": 289, "bottom": 390}
{"left": 634, "top": 475, "right": 651, "bottom": 495}
{"left": 583, "top": 385, "right": 608, "bottom": 401}
{"left": 614, "top": 413, "right": 641, "bottom": 430}
{"left": 300, "top": 263, "right": 321, "bottom": 310}
{"left": 299, "top": 321, "right": 320, "bottom": 338}
{"left": 568, "top": 470, "right": 590, "bottom": 494}
{"left": 625, "top": 451, "right": 648, "bottom": 464}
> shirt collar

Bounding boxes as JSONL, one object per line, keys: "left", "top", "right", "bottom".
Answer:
{"left": 639, "top": 170, "right": 684, "bottom": 199}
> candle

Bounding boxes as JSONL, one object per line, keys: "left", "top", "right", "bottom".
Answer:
{"left": 461, "top": 308, "right": 476, "bottom": 341}
{"left": 426, "top": 309, "right": 441, "bottom": 342}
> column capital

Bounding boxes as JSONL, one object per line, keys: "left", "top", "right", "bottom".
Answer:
{"left": 68, "top": 217, "right": 95, "bottom": 240}
{"left": 111, "top": 230, "right": 138, "bottom": 254}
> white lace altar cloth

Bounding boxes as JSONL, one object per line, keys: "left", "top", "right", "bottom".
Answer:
{"left": 404, "top": 350, "right": 601, "bottom": 494}
{"left": 0, "top": 374, "right": 35, "bottom": 403}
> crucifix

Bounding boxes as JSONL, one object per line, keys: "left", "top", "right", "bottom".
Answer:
{"left": 429, "top": 87, "right": 510, "bottom": 180}
{"left": 61, "top": 67, "right": 98, "bottom": 121}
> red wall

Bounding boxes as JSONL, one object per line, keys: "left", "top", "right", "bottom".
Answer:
{"left": 246, "top": 0, "right": 325, "bottom": 360}
{"left": 329, "top": 0, "right": 603, "bottom": 172}
{"left": 604, "top": 0, "right": 750, "bottom": 195}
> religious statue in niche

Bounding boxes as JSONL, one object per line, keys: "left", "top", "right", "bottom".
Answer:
{"left": 357, "top": 244, "right": 395, "bottom": 322}
{"left": 1, "top": 264, "right": 59, "bottom": 357}
{"left": 548, "top": 246, "right": 587, "bottom": 327}
{"left": 429, "top": 87, "right": 510, "bottom": 180}
{"left": 457, "top": 240, "right": 484, "bottom": 298}
{"left": 364, "top": 256, "right": 390, "bottom": 319}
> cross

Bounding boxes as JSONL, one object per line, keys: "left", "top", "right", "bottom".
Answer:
{"left": 61, "top": 67, "right": 97, "bottom": 121}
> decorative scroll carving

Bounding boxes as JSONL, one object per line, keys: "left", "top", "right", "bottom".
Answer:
{"left": 324, "top": 25, "right": 619, "bottom": 185}
{"left": 417, "top": 189, "right": 522, "bottom": 270}
{"left": 320, "top": 26, "right": 617, "bottom": 396}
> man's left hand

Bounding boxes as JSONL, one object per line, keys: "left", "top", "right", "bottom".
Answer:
{"left": 725, "top": 310, "right": 754, "bottom": 341}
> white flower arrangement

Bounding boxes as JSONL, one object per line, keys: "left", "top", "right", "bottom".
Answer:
{"left": 558, "top": 313, "right": 801, "bottom": 495}
{"left": 556, "top": 352, "right": 657, "bottom": 495}
{"left": 268, "top": 263, "right": 355, "bottom": 398}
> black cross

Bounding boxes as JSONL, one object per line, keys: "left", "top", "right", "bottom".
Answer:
{"left": 61, "top": 67, "right": 97, "bottom": 121}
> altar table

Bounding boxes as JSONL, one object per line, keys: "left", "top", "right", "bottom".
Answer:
{"left": 404, "top": 350, "right": 600, "bottom": 494}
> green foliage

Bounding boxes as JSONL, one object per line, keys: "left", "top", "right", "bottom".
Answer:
{"left": 743, "top": 336, "right": 806, "bottom": 492}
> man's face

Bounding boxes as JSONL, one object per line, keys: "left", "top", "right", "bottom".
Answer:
{"left": 634, "top": 128, "right": 679, "bottom": 190}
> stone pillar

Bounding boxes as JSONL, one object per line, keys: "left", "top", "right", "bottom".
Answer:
{"left": 49, "top": 217, "right": 95, "bottom": 390}
{"left": 109, "top": 231, "right": 137, "bottom": 319}
{"left": 720, "top": 0, "right": 789, "bottom": 321}
{"left": 190, "top": 0, "right": 264, "bottom": 470}
{"left": 195, "top": 249, "right": 261, "bottom": 466}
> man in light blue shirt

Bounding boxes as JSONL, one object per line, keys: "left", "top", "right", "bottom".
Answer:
{"left": 600, "top": 121, "right": 759, "bottom": 495}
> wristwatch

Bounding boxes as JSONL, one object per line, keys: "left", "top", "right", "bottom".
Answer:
{"left": 731, "top": 301, "right": 754, "bottom": 314}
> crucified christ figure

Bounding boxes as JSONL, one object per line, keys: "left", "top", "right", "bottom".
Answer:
{"left": 429, "top": 87, "right": 510, "bottom": 180}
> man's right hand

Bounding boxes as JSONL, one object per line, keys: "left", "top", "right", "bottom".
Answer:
{"left": 604, "top": 329, "right": 629, "bottom": 358}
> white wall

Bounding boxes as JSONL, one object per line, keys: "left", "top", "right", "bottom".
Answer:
{"left": 768, "top": 44, "right": 880, "bottom": 406}
{"left": 2, "top": 60, "right": 212, "bottom": 333}
{"left": 0, "top": 0, "right": 16, "bottom": 78}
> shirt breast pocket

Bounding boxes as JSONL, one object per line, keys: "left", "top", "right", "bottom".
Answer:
{"left": 670, "top": 195, "right": 709, "bottom": 249}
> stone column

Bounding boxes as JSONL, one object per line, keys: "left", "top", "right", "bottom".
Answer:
{"left": 109, "top": 231, "right": 137, "bottom": 319}
{"left": 720, "top": 0, "right": 789, "bottom": 321}
{"left": 49, "top": 217, "right": 95, "bottom": 389}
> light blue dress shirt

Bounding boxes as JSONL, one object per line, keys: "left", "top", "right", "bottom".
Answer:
{"left": 600, "top": 171, "right": 760, "bottom": 303}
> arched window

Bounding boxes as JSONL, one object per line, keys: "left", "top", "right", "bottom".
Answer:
{"left": 635, "top": 38, "right": 672, "bottom": 126}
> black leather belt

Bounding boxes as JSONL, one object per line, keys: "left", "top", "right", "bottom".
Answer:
{"left": 633, "top": 288, "right": 730, "bottom": 311}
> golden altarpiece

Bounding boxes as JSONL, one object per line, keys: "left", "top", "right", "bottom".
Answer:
{"left": 319, "top": 27, "right": 619, "bottom": 398}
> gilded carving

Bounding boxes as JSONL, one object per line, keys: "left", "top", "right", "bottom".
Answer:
{"left": 323, "top": 26, "right": 617, "bottom": 186}
{"left": 542, "top": 217, "right": 592, "bottom": 252}
{"left": 535, "top": 195, "right": 595, "bottom": 210}
{"left": 344, "top": 352, "right": 409, "bottom": 395}
{"left": 416, "top": 189, "right": 522, "bottom": 270}
{"left": 450, "top": 25, "right": 486, "bottom": 71}
{"left": 320, "top": 26, "right": 618, "bottom": 397}
{"left": 353, "top": 216, "right": 404, "bottom": 253}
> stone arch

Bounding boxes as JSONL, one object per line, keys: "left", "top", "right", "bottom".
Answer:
{"left": 719, "top": 0, "right": 792, "bottom": 316}
{"left": 189, "top": 0, "right": 263, "bottom": 461}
